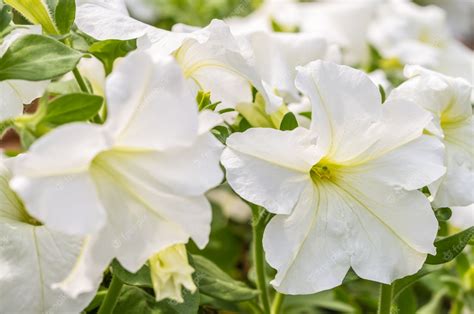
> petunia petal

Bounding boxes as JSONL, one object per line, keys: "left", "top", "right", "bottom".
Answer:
{"left": 5, "top": 80, "right": 49, "bottom": 105}
{"left": 0, "top": 223, "right": 97, "bottom": 312}
{"left": 0, "top": 164, "right": 97, "bottom": 313}
{"left": 390, "top": 65, "right": 472, "bottom": 124}
{"left": 10, "top": 123, "right": 108, "bottom": 235}
{"left": 432, "top": 118, "right": 474, "bottom": 207}
{"left": 263, "top": 178, "right": 438, "bottom": 294}
{"left": 92, "top": 149, "right": 214, "bottom": 251}
{"left": 75, "top": 0, "right": 167, "bottom": 41}
{"left": 104, "top": 51, "right": 199, "bottom": 150}
{"left": 240, "top": 31, "right": 329, "bottom": 102}
{"left": 450, "top": 204, "right": 474, "bottom": 229}
{"left": 335, "top": 178, "right": 438, "bottom": 284}
{"left": 0, "top": 82, "right": 24, "bottom": 120}
{"left": 263, "top": 183, "right": 352, "bottom": 294}
{"left": 295, "top": 60, "right": 383, "bottom": 162}
{"left": 222, "top": 127, "right": 321, "bottom": 215}
{"left": 344, "top": 99, "right": 446, "bottom": 190}
{"left": 58, "top": 163, "right": 211, "bottom": 297}
{"left": 91, "top": 133, "right": 223, "bottom": 198}
{"left": 172, "top": 20, "right": 282, "bottom": 112}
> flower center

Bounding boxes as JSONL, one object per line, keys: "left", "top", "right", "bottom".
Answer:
{"left": 310, "top": 163, "right": 333, "bottom": 182}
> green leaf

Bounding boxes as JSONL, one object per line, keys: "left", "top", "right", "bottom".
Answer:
{"left": 284, "top": 291, "right": 356, "bottom": 313}
{"left": 39, "top": 93, "right": 103, "bottom": 126}
{"left": 300, "top": 111, "right": 311, "bottom": 119}
{"left": 279, "top": 112, "right": 298, "bottom": 131}
{"left": 211, "top": 125, "right": 230, "bottom": 144}
{"left": 367, "top": 44, "right": 383, "bottom": 72}
{"left": 0, "top": 34, "right": 82, "bottom": 81}
{"left": 46, "top": 79, "right": 81, "bottom": 95}
{"left": 218, "top": 108, "right": 235, "bottom": 114}
{"left": 426, "top": 227, "right": 474, "bottom": 265}
{"left": 455, "top": 252, "right": 470, "bottom": 277}
{"left": 111, "top": 259, "right": 152, "bottom": 288}
{"left": 342, "top": 269, "right": 359, "bottom": 284}
{"left": 5, "top": 0, "right": 59, "bottom": 34}
{"left": 191, "top": 254, "right": 259, "bottom": 302}
{"left": 417, "top": 289, "right": 447, "bottom": 314}
{"left": 396, "top": 287, "right": 417, "bottom": 314}
{"left": 378, "top": 84, "right": 386, "bottom": 103}
{"left": 238, "top": 116, "right": 251, "bottom": 132}
{"left": 187, "top": 204, "right": 243, "bottom": 274}
{"left": 84, "top": 290, "right": 107, "bottom": 312}
{"left": 198, "top": 294, "right": 242, "bottom": 312}
{"left": 393, "top": 265, "right": 441, "bottom": 299}
{"left": 197, "top": 90, "right": 212, "bottom": 111}
{"left": 271, "top": 17, "right": 299, "bottom": 33}
{"left": 19, "top": 127, "right": 36, "bottom": 149}
{"left": 435, "top": 207, "right": 452, "bottom": 222}
{"left": 0, "top": 119, "right": 14, "bottom": 136}
{"left": 113, "top": 286, "right": 199, "bottom": 314}
{"left": 54, "top": 0, "right": 75, "bottom": 34}
{"left": 89, "top": 39, "right": 136, "bottom": 74}
{"left": 0, "top": 5, "right": 13, "bottom": 33}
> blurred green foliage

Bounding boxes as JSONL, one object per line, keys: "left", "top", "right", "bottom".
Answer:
{"left": 142, "top": 0, "right": 263, "bottom": 29}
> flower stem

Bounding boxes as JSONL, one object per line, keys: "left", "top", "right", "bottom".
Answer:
{"left": 72, "top": 67, "right": 90, "bottom": 93}
{"left": 97, "top": 274, "right": 123, "bottom": 314}
{"left": 247, "top": 300, "right": 264, "bottom": 314}
{"left": 270, "top": 292, "right": 285, "bottom": 314}
{"left": 377, "top": 283, "right": 393, "bottom": 314}
{"left": 252, "top": 206, "right": 271, "bottom": 314}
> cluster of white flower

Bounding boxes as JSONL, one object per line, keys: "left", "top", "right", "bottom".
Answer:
{"left": 0, "top": 0, "right": 472, "bottom": 313}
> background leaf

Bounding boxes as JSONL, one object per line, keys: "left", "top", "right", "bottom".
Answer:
{"left": 280, "top": 112, "right": 298, "bottom": 131}
{"left": 54, "top": 0, "right": 75, "bottom": 34}
{"left": 0, "top": 34, "right": 82, "bottom": 81}
{"left": 39, "top": 93, "right": 103, "bottom": 126}
{"left": 191, "top": 254, "right": 259, "bottom": 302}
{"left": 89, "top": 39, "right": 137, "bottom": 74}
{"left": 113, "top": 286, "right": 199, "bottom": 314}
{"left": 5, "top": 0, "right": 59, "bottom": 34}
{"left": 111, "top": 259, "right": 153, "bottom": 288}
{"left": 393, "top": 265, "right": 441, "bottom": 299}
{"left": 426, "top": 227, "right": 474, "bottom": 265}
{"left": 0, "top": 4, "right": 12, "bottom": 32}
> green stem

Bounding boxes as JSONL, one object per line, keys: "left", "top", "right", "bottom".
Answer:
{"left": 252, "top": 207, "right": 271, "bottom": 314}
{"left": 377, "top": 283, "right": 393, "bottom": 314}
{"left": 97, "top": 274, "right": 123, "bottom": 314}
{"left": 270, "top": 292, "right": 285, "bottom": 314}
{"left": 72, "top": 67, "right": 90, "bottom": 93}
{"left": 247, "top": 300, "right": 264, "bottom": 314}
{"left": 64, "top": 37, "right": 89, "bottom": 94}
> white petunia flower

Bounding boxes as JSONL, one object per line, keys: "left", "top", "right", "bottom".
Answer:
{"left": 9, "top": 51, "right": 224, "bottom": 298}
{"left": 75, "top": 0, "right": 281, "bottom": 112}
{"left": 0, "top": 160, "right": 96, "bottom": 313}
{"left": 297, "top": 0, "right": 379, "bottom": 66}
{"left": 368, "top": 0, "right": 474, "bottom": 89}
{"left": 221, "top": 60, "right": 445, "bottom": 294}
{"left": 225, "top": 0, "right": 300, "bottom": 34}
{"left": 171, "top": 23, "right": 340, "bottom": 109}
{"left": 149, "top": 244, "right": 196, "bottom": 303}
{"left": 0, "top": 26, "right": 49, "bottom": 121}
{"left": 227, "top": 0, "right": 378, "bottom": 66}
{"left": 207, "top": 185, "right": 252, "bottom": 223}
{"left": 76, "top": 57, "right": 106, "bottom": 96}
{"left": 450, "top": 204, "right": 474, "bottom": 230}
{"left": 237, "top": 31, "right": 338, "bottom": 104}
{"left": 389, "top": 65, "right": 473, "bottom": 208}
